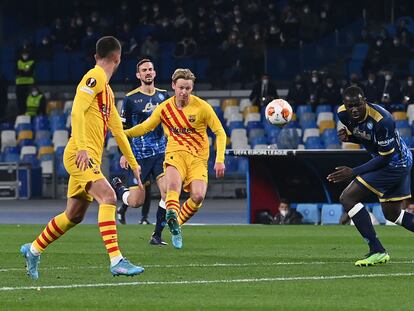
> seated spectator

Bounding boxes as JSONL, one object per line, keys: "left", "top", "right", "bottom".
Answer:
{"left": 273, "top": 198, "right": 303, "bottom": 225}
{"left": 25, "top": 86, "right": 46, "bottom": 117}
{"left": 249, "top": 74, "right": 279, "bottom": 109}
{"left": 174, "top": 35, "right": 197, "bottom": 58}
{"left": 363, "top": 72, "right": 382, "bottom": 103}
{"left": 286, "top": 74, "right": 309, "bottom": 106}
{"left": 319, "top": 76, "right": 341, "bottom": 105}
{"left": 307, "top": 70, "right": 322, "bottom": 110}
{"left": 401, "top": 76, "right": 414, "bottom": 105}
{"left": 380, "top": 70, "right": 401, "bottom": 109}
{"left": 36, "top": 36, "right": 53, "bottom": 61}
{"left": 141, "top": 35, "right": 159, "bottom": 62}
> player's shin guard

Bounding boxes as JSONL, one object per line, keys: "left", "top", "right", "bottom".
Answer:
{"left": 153, "top": 199, "right": 166, "bottom": 237}
{"left": 178, "top": 198, "right": 202, "bottom": 225}
{"left": 98, "top": 204, "right": 123, "bottom": 266}
{"left": 395, "top": 210, "right": 414, "bottom": 232}
{"left": 348, "top": 203, "right": 385, "bottom": 253}
{"left": 32, "top": 212, "right": 76, "bottom": 254}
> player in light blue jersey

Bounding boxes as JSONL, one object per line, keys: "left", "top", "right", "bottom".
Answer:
{"left": 111, "top": 59, "right": 169, "bottom": 245}
{"left": 328, "top": 86, "right": 414, "bottom": 266}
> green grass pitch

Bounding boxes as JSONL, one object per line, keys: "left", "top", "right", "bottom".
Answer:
{"left": 1, "top": 224, "right": 414, "bottom": 310}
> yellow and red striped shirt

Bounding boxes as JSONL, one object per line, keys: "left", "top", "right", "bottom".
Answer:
{"left": 66, "top": 65, "right": 138, "bottom": 168}
{"left": 125, "top": 95, "right": 226, "bottom": 163}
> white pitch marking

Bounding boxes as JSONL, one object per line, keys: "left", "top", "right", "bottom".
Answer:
{"left": 2, "top": 272, "right": 414, "bottom": 291}
{"left": 2, "top": 260, "right": 414, "bottom": 273}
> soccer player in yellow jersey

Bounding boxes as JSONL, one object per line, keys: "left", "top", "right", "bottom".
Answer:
{"left": 20, "top": 36, "right": 145, "bottom": 279}
{"left": 125, "top": 68, "right": 226, "bottom": 249}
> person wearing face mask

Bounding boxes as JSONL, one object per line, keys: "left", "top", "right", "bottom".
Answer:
{"left": 307, "top": 71, "right": 322, "bottom": 110}
{"left": 319, "top": 77, "right": 341, "bottom": 105}
{"left": 380, "top": 70, "right": 402, "bottom": 111}
{"left": 363, "top": 73, "right": 382, "bottom": 103}
{"left": 25, "top": 86, "right": 46, "bottom": 117}
{"left": 364, "top": 37, "right": 388, "bottom": 74}
{"left": 249, "top": 74, "right": 279, "bottom": 108}
{"left": 273, "top": 198, "right": 303, "bottom": 225}
{"left": 400, "top": 76, "right": 414, "bottom": 105}
{"left": 287, "top": 74, "right": 310, "bottom": 106}
{"left": 15, "top": 49, "right": 35, "bottom": 116}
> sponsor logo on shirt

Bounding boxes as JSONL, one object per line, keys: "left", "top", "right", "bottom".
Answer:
{"left": 378, "top": 137, "right": 394, "bottom": 146}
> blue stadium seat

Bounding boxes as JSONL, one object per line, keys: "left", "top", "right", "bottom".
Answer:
{"left": 36, "top": 137, "right": 53, "bottom": 147}
{"left": 251, "top": 136, "right": 267, "bottom": 147}
{"left": 195, "top": 58, "right": 209, "bottom": 81}
{"left": 396, "top": 120, "right": 409, "bottom": 129}
{"left": 50, "top": 115, "right": 66, "bottom": 132}
{"left": 228, "top": 121, "right": 244, "bottom": 132}
{"left": 305, "top": 136, "right": 324, "bottom": 149}
{"left": 4, "top": 151, "right": 20, "bottom": 162}
{"left": 321, "top": 204, "right": 343, "bottom": 225}
{"left": 402, "top": 136, "right": 413, "bottom": 147}
{"left": 18, "top": 139, "right": 34, "bottom": 148}
{"left": 237, "top": 157, "right": 248, "bottom": 173}
{"left": 33, "top": 115, "right": 50, "bottom": 131}
{"left": 21, "top": 154, "right": 40, "bottom": 167}
{"left": 52, "top": 52, "right": 70, "bottom": 82}
{"left": 295, "top": 105, "right": 312, "bottom": 119}
{"left": 246, "top": 121, "right": 263, "bottom": 131}
{"left": 0, "top": 122, "right": 13, "bottom": 131}
{"left": 371, "top": 204, "right": 387, "bottom": 225}
{"left": 300, "top": 119, "right": 318, "bottom": 129}
{"left": 316, "top": 105, "right": 332, "bottom": 114}
{"left": 277, "top": 128, "right": 299, "bottom": 149}
{"left": 35, "top": 60, "right": 52, "bottom": 83}
{"left": 266, "top": 126, "right": 281, "bottom": 139}
{"left": 296, "top": 204, "right": 320, "bottom": 224}
{"left": 16, "top": 123, "right": 32, "bottom": 133}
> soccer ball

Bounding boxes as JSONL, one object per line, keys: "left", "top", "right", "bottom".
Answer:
{"left": 265, "top": 99, "right": 293, "bottom": 126}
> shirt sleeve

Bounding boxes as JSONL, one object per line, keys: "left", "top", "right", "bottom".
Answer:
{"left": 375, "top": 118, "right": 396, "bottom": 156}
{"left": 108, "top": 100, "right": 139, "bottom": 170}
{"left": 71, "top": 72, "right": 103, "bottom": 150}
{"left": 205, "top": 103, "right": 226, "bottom": 163}
{"left": 124, "top": 105, "right": 162, "bottom": 138}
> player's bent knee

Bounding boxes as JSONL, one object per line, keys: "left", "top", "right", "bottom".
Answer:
{"left": 191, "top": 193, "right": 204, "bottom": 205}
{"left": 339, "top": 191, "right": 354, "bottom": 212}
{"left": 128, "top": 197, "right": 144, "bottom": 208}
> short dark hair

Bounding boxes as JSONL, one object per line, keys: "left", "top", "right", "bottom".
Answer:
{"left": 343, "top": 86, "right": 364, "bottom": 99}
{"left": 280, "top": 198, "right": 290, "bottom": 206}
{"left": 96, "top": 36, "right": 121, "bottom": 59}
{"left": 136, "top": 58, "right": 152, "bottom": 72}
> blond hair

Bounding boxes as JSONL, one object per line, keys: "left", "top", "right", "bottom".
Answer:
{"left": 171, "top": 68, "right": 196, "bottom": 83}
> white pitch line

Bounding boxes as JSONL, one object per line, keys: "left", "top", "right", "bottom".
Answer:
{"left": 2, "top": 260, "right": 414, "bottom": 273}
{"left": 2, "top": 272, "right": 414, "bottom": 292}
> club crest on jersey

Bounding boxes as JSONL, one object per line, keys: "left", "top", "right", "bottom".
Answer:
{"left": 158, "top": 93, "right": 165, "bottom": 100}
{"left": 188, "top": 115, "right": 196, "bottom": 122}
{"left": 86, "top": 77, "right": 97, "bottom": 87}
{"left": 367, "top": 121, "right": 373, "bottom": 130}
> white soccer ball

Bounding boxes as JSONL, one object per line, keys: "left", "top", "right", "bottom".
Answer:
{"left": 265, "top": 99, "right": 293, "bottom": 126}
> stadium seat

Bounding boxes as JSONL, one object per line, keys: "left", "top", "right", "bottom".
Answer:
{"left": 228, "top": 121, "right": 244, "bottom": 132}
{"left": 1, "top": 130, "right": 16, "bottom": 152}
{"left": 15, "top": 115, "right": 31, "bottom": 129}
{"left": 224, "top": 106, "right": 240, "bottom": 120}
{"left": 35, "top": 130, "right": 51, "bottom": 140}
{"left": 244, "top": 112, "right": 261, "bottom": 126}
{"left": 18, "top": 138, "right": 35, "bottom": 148}
{"left": 399, "top": 127, "right": 411, "bottom": 138}
{"left": 299, "top": 112, "right": 316, "bottom": 125}
{"left": 302, "top": 128, "right": 319, "bottom": 143}
{"left": 351, "top": 43, "right": 369, "bottom": 61}
{"left": 243, "top": 106, "right": 259, "bottom": 119}
{"left": 38, "top": 146, "right": 54, "bottom": 160}
{"left": 36, "top": 137, "right": 53, "bottom": 148}
{"left": 0, "top": 122, "right": 13, "bottom": 131}
{"left": 20, "top": 145, "right": 37, "bottom": 159}
{"left": 221, "top": 98, "right": 238, "bottom": 110}
{"left": 17, "top": 130, "right": 33, "bottom": 142}
{"left": 251, "top": 136, "right": 267, "bottom": 148}
{"left": 266, "top": 126, "right": 281, "bottom": 139}
{"left": 396, "top": 120, "right": 409, "bottom": 128}
{"left": 63, "top": 100, "right": 73, "bottom": 115}
{"left": 21, "top": 154, "right": 40, "bottom": 167}
{"left": 208, "top": 98, "right": 220, "bottom": 108}
{"left": 342, "top": 142, "right": 360, "bottom": 149}
{"left": 50, "top": 114, "right": 66, "bottom": 131}
{"left": 277, "top": 128, "right": 299, "bottom": 149}
{"left": 321, "top": 204, "right": 343, "bottom": 225}
{"left": 41, "top": 159, "right": 53, "bottom": 174}
{"left": 316, "top": 105, "right": 332, "bottom": 114}
{"left": 237, "top": 157, "right": 249, "bottom": 172}
{"left": 319, "top": 120, "right": 335, "bottom": 134}
{"left": 402, "top": 136, "right": 413, "bottom": 147}
{"left": 224, "top": 156, "right": 239, "bottom": 172}
{"left": 106, "top": 137, "right": 118, "bottom": 155}
{"left": 316, "top": 112, "right": 334, "bottom": 126}
{"left": 296, "top": 204, "right": 320, "bottom": 224}
{"left": 393, "top": 111, "right": 407, "bottom": 120}
{"left": 53, "top": 130, "right": 69, "bottom": 150}
{"left": 33, "top": 115, "right": 50, "bottom": 131}
{"left": 371, "top": 204, "right": 387, "bottom": 225}
{"left": 295, "top": 105, "right": 312, "bottom": 119}
{"left": 407, "top": 104, "right": 414, "bottom": 124}
{"left": 226, "top": 113, "right": 243, "bottom": 126}
{"left": 305, "top": 136, "right": 324, "bottom": 149}
{"left": 248, "top": 128, "right": 265, "bottom": 143}
{"left": 46, "top": 100, "right": 63, "bottom": 115}
{"left": 239, "top": 98, "right": 252, "bottom": 113}
{"left": 3, "top": 150, "right": 20, "bottom": 162}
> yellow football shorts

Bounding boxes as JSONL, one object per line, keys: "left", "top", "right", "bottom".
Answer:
{"left": 164, "top": 151, "right": 208, "bottom": 192}
{"left": 63, "top": 150, "right": 105, "bottom": 202}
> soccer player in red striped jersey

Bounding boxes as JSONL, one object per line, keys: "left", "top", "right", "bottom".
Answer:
{"left": 125, "top": 68, "right": 226, "bottom": 248}
{"left": 19, "top": 36, "right": 144, "bottom": 279}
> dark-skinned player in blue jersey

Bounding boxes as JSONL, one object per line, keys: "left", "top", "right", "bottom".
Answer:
{"left": 328, "top": 86, "right": 414, "bottom": 266}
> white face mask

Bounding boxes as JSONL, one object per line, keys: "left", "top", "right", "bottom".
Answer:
{"left": 368, "top": 79, "right": 374, "bottom": 84}
{"left": 311, "top": 77, "right": 318, "bottom": 83}
{"left": 385, "top": 74, "right": 392, "bottom": 81}
{"left": 408, "top": 80, "right": 413, "bottom": 86}
{"left": 31, "top": 91, "right": 38, "bottom": 96}
{"left": 280, "top": 210, "right": 288, "bottom": 217}
{"left": 22, "top": 54, "right": 29, "bottom": 60}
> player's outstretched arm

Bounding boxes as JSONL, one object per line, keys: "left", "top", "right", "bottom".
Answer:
{"left": 124, "top": 107, "right": 161, "bottom": 138}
